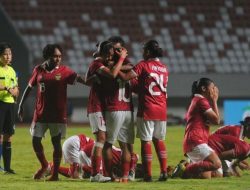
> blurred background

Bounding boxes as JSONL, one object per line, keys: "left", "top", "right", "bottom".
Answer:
{"left": 0, "top": 0, "right": 250, "bottom": 125}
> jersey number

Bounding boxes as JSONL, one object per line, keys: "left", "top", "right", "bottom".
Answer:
{"left": 39, "top": 82, "right": 45, "bottom": 92}
{"left": 118, "top": 81, "right": 130, "bottom": 102}
{"left": 149, "top": 73, "right": 168, "bottom": 97}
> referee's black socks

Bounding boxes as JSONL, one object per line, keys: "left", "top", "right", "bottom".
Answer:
{"left": 2, "top": 141, "right": 12, "bottom": 171}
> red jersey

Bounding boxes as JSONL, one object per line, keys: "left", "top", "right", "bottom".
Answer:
{"left": 29, "top": 64, "right": 77, "bottom": 123}
{"left": 208, "top": 134, "right": 250, "bottom": 159}
{"left": 100, "top": 76, "right": 133, "bottom": 111}
{"left": 87, "top": 58, "right": 133, "bottom": 113}
{"left": 86, "top": 59, "right": 104, "bottom": 114}
{"left": 130, "top": 78, "right": 139, "bottom": 94}
{"left": 132, "top": 58, "right": 168, "bottom": 120}
{"left": 82, "top": 142, "right": 95, "bottom": 157}
{"left": 81, "top": 142, "right": 133, "bottom": 176}
{"left": 82, "top": 143, "right": 122, "bottom": 167}
{"left": 213, "top": 125, "right": 244, "bottom": 140}
{"left": 78, "top": 134, "right": 95, "bottom": 151}
{"left": 183, "top": 94, "right": 212, "bottom": 153}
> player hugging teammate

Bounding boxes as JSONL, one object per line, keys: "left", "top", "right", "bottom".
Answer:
{"left": 85, "top": 37, "right": 169, "bottom": 183}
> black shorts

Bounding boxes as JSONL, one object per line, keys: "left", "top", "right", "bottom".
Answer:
{"left": 0, "top": 101, "right": 15, "bottom": 135}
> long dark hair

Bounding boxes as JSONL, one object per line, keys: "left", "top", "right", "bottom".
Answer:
{"left": 191, "top": 77, "right": 214, "bottom": 97}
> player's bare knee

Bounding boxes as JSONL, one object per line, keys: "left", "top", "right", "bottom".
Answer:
{"left": 141, "top": 140, "right": 151, "bottom": 145}
{"left": 96, "top": 131, "right": 106, "bottom": 143}
{"left": 152, "top": 137, "right": 160, "bottom": 143}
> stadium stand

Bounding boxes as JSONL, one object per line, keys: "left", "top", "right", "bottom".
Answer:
{"left": 1, "top": 0, "right": 250, "bottom": 123}
{"left": 1, "top": 0, "right": 250, "bottom": 74}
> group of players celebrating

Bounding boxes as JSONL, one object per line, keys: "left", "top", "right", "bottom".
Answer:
{"left": 17, "top": 36, "right": 168, "bottom": 182}
{"left": 8, "top": 35, "right": 248, "bottom": 182}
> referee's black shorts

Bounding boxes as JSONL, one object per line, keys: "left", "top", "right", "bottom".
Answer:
{"left": 0, "top": 101, "right": 15, "bottom": 135}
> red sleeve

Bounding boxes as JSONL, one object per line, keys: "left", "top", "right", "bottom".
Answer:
{"left": 130, "top": 78, "right": 139, "bottom": 94}
{"left": 214, "top": 126, "right": 242, "bottom": 138}
{"left": 198, "top": 98, "right": 211, "bottom": 113}
{"left": 87, "top": 60, "right": 104, "bottom": 78}
{"left": 214, "top": 126, "right": 228, "bottom": 135}
{"left": 65, "top": 66, "right": 77, "bottom": 85}
{"left": 82, "top": 142, "right": 95, "bottom": 157}
{"left": 132, "top": 60, "right": 145, "bottom": 76}
{"left": 234, "top": 141, "right": 250, "bottom": 159}
{"left": 28, "top": 66, "right": 39, "bottom": 87}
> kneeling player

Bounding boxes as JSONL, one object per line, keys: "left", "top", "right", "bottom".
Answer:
{"left": 213, "top": 116, "right": 250, "bottom": 140}
{"left": 56, "top": 134, "right": 94, "bottom": 179}
{"left": 48, "top": 134, "right": 138, "bottom": 181}
{"left": 208, "top": 134, "right": 250, "bottom": 177}
{"left": 172, "top": 134, "right": 250, "bottom": 179}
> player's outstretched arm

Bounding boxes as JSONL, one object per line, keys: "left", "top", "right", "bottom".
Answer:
{"left": 18, "top": 85, "right": 32, "bottom": 122}
{"left": 77, "top": 74, "right": 101, "bottom": 86}
{"left": 118, "top": 70, "right": 137, "bottom": 81}
{"left": 120, "top": 64, "right": 133, "bottom": 72}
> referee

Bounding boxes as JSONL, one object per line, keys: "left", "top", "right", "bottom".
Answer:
{"left": 0, "top": 42, "right": 19, "bottom": 174}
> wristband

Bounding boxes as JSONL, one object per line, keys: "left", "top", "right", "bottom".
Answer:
{"left": 119, "top": 57, "right": 125, "bottom": 63}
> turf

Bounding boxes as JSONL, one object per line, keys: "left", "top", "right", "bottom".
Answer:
{"left": 0, "top": 125, "right": 249, "bottom": 190}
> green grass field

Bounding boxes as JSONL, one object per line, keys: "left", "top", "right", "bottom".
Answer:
{"left": 1, "top": 125, "right": 250, "bottom": 190}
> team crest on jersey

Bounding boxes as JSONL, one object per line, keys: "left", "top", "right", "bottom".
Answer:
{"left": 55, "top": 74, "right": 61, "bottom": 80}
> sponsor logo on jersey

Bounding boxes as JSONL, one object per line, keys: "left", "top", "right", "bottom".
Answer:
{"left": 55, "top": 74, "right": 61, "bottom": 80}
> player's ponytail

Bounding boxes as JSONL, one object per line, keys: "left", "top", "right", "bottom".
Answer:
{"left": 191, "top": 78, "right": 214, "bottom": 97}
{"left": 191, "top": 80, "right": 199, "bottom": 97}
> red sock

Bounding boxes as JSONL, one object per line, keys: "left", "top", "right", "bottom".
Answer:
{"left": 91, "top": 155, "right": 102, "bottom": 176}
{"left": 122, "top": 161, "right": 130, "bottom": 177}
{"left": 58, "top": 166, "right": 71, "bottom": 177}
{"left": 184, "top": 161, "right": 216, "bottom": 178}
{"left": 130, "top": 153, "right": 138, "bottom": 171}
{"left": 141, "top": 142, "right": 152, "bottom": 177}
{"left": 153, "top": 139, "right": 167, "bottom": 173}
